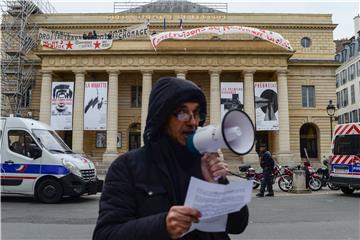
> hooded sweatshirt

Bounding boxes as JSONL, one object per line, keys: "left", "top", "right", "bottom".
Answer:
{"left": 93, "top": 77, "right": 249, "bottom": 240}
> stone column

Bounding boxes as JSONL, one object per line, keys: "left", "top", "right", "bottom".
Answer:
{"left": 39, "top": 70, "right": 52, "bottom": 125}
{"left": 140, "top": 71, "right": 152, "bottom": 146}
{"left": 176, "top": 70, "right": 187, "bottom": 80}
{"left": 209, "top": 70, "right": 221, "bottom": 125}
{"left": 72, "top": 70, "right": 85, "bottom": 153}
{"left": 277, "top": 70, "right": 293, "bottom": 164}
{"left": 242, "top": 70, "right": 259, "bottom": 164}
{"left": 103, "top": 70, "right": 119, "bottom": 162}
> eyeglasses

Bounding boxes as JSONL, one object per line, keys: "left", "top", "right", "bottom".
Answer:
{"left": 173, "top": 109, "right": 205, "bottom": 122}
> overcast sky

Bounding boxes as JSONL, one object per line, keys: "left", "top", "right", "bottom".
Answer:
{"left": 49, "top": 0, "right": 360, "bottom": 40}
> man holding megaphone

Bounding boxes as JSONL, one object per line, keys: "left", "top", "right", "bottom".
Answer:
{"left": 94, "top": 77, "right": 250, "bottom": 240}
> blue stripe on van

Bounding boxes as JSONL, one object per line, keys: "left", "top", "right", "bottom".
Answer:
{"left": 1, "top": 164, "right": 69, "bottom": 175}
{"left": 332, "top": 164, "right": 360, "bottom": 173}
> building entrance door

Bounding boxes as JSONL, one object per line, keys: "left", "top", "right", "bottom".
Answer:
{"left": 128, "top": 123, "right": 141, "bottom": 151}
{"left": 255, "top": 131, "right": 269, "bottom": 154}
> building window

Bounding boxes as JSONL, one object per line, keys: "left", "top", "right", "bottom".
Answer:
{"left": 341, "top": 69, "right": 347, "bottom": 85}
{"left": 351, "top": 85, "right": 355, "bottom": 104}
{"left": 341, "top": 49, "right": 347, "bottom": 61}
{"left": 336, "top": 92, "right": 340, "bottom": 108}
{"left": 336, "top": 73, "right": 340, "bottom": 88}
{"left": 21, "top": 86, "right": 32, "bottom": 108}
{"left": 302, "top": 86, "right": 315, "bottom": 107}
{"left": 344, "top": 112, "right": 349, "bottom": 123}
{"left": 343, "top": 88, "right": 349, "bottom": 107}
{"left": 337, "top": 114, "right": 342, "bottom": 124}
{"left": 352, "top": 110, "right": 358, "bottom": 123}
{"left": 335, "top": 54, "right": 341, "bottom": 62}
{"left": 351, "top": 64, "right": 355, "bottom": 80}
{"left": 349, "top": 43, "right": 355, "bottom": 57}
{"left": 300, "top": 37, "right": 312, "bottom": 48}
{"left": 131, "top": 86, "right": 142, "bottom": 108}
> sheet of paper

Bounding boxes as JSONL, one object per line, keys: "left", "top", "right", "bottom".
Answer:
{"left": 183, "top": 177, "right": 252, "bottom": 234}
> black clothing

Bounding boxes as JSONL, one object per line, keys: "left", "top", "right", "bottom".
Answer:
{"left": 259, "top": 151, "right": 274, "bottom": 194}
{"left": 259, "top": 151, "right": 274, "bottom": 170}
{"left": 259, "top": 168, "right": 273, "bottom": 195}
{"left": 93, "top": 77, "right": 249, "bottom": 240}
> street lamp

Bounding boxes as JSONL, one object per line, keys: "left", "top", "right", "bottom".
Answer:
{"left": 326, "top": 100, "right": 336, "bottom": 141}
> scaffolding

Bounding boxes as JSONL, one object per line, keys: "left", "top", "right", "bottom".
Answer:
{"left": 0, "top": 0, "right": 56, "bottom": 116}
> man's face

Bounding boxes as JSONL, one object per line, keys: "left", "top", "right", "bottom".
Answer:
{"left": 259, "top": 146, "right": 266, "bottom": 152}
{"left": 166, "top": 102, "right": 200, "bottom": 145}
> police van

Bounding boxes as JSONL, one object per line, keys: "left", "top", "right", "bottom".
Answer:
{"left": 329, "top": 122, "right": 360, "bottom": 195}
{"left": 0, "top": 117, "right": 102, "bottom": 203}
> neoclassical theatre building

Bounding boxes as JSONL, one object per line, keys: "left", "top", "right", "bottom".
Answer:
{"left": 26, "top": 2, "right": 338, "bottom": 167}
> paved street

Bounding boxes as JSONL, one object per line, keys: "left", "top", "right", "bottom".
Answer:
{"left": 1, "top": 189, "right": 359, "bottom": 240}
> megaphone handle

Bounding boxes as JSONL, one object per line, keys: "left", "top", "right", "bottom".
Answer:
{"left": 217, "top": 176, "right": 229, "bottom": 185}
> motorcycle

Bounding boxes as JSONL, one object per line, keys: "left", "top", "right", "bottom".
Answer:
{"left": 276, "top": 165, "right": 294, "bottom": 192}
{"left": 316, "top": 157, "right": 340, "bottom": 190}
{"left": 304, "top": 161, "right": 322, "bottom": 191}
{"left": 237, "top": 164, "right": 293, "bottom": 192}
{"left": 237, "top": 164, "right": 262, "bottom": 189}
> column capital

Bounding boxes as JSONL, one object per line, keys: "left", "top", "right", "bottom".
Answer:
{"left": 72, "top": 70, "right": 86, "bottom": 75}
{"left": 175, "top": 69, "right": 188, "bottom": 74}
{"left": 107, "top": 70, "right": 120, "bottom": 75}
{"left": 141, "top": 70, "right": 153, "bottom": 75}
{"left": 242, "top": 69, "right": 256, "bottom": 76}
{"left": 276, "top": 69, "right": 288, "bottom": 76}
{"left": 39, "top": 70, "right": 52, "bottom": 75}
{"left": 209, "top": 69, "right": 221, "bottom": 75}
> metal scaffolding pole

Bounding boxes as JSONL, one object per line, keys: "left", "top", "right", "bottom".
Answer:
{"left": 0, "top": 0, "right": 56, "bottom": 116}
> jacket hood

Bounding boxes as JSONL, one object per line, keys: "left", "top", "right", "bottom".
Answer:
{"left": 144, "top": 77, "right": 207, "bottom": 144}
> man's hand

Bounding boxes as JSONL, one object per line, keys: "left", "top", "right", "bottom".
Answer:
{"left": 201, "top": 152, "right": 228, "bottom": 183}
{"left": 166, "top": 206, "right": 201, "bottom": 239}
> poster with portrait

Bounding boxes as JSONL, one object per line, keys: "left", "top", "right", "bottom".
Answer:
{"left": 117, "top": 132, "right": 122, "bottom": 148}
{"left": 96, "top": 132, "right": 106, "bottom": 148}
{"left": 84, "top": 81, "right": 108, "bottom": 130}
{"left": 51, "top": 82, "right": 74, "bottom": 130}
{"left": 254, "top": 82, "right": 279, "bottom": 131}
{"left": 220, "top": 82, "right": 244, "bottom": 119}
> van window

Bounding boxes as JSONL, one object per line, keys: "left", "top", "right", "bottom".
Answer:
{"left": 8, "top": 130, "right": 38, "bottom": 158}
{"left": 32, "top": 129, "right": 72, "bottom": 153}
{"left": 333, "top": 135, "right": 360, "bottom": 155}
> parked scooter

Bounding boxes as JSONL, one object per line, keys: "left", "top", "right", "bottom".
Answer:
{"left": 316, "top": 156, "right": 340, "bottom": 190}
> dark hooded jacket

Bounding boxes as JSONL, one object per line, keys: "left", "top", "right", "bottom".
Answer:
{"left": 93, "top": 77, "right": 249, "bottom": 240}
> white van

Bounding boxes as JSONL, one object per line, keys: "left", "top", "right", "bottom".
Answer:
{"left": 329, "top": 122, "right": 360, "bottom": 195}
{"left": 0, "top": 117, "right": 102, "bottom": 203}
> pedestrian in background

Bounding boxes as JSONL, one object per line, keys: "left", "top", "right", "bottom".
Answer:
{"left": 256, "top": 144, "right": 275, "bottom": 197}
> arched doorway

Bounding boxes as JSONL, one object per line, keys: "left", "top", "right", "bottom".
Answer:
{"left": 300, "top": 123, "right": 319, "bottom": 159}
{"left": 128, "top": 123, "right": 141, "bottom": 151}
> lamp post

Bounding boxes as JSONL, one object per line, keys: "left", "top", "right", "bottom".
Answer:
{"left": 326, "top": 100, "right": 336, "bottom": 141}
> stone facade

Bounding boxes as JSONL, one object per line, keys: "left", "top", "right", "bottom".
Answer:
{"left": 27, "top": 12, "right": 339, "bottom": 168}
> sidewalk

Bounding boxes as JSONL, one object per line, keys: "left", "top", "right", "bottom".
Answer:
{"left": 227, "top": 175, "right": 340, "bottom": 197}
{"left": 97, "top": 174, "right": 339, "bottom": 196}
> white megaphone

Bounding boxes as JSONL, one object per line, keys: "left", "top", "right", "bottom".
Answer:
{"left": 186, "top": 109, "right": 255, "bottom": 155}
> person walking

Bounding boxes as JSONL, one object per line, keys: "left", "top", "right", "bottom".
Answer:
{"left": 256, "top": 144, "right": 275, "bottom": 197}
